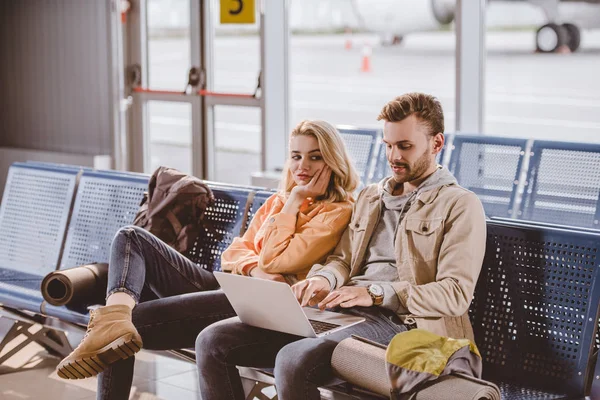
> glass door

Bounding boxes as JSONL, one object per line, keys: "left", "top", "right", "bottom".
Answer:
{"left": 125, "top": 0, "right": 203, "bottom": 176}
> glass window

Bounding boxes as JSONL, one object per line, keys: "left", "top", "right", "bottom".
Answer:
{"left": 289, "top": 0, "right": 456, "bottom": 132}
{"left": 213, "top": 106, "right": 261, "bottom": 184}
{"left": 147, "top": 0, "right": 191, "bottom": 90}
{"left": 146, "top": 101, "right": 192, "bottom": 174}
{"left": 484, "top": 2, "right": 600, "bottom": 142}
{"left": 213, "top": 1, "right": 260, "bottom": 94}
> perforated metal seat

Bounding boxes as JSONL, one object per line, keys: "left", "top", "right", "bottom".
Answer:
{"left": 370, "top": 142, "right": 388, "bottom": 185}
{"left": 468, "top": 220, "right": 600, "bottom": 398}
{"left": 520, "top": 140, "right": 600, "bottom": 229}
{"left": 185, "top": 185, "right": 253, "bottom": 273}
{"left": 0, "top": 163, "right": 78, "bottom": 313}
{"left": 448, "top": 135, "right": 527, "bottom": 218}
{"left": 59, "top": 171, "right": 150, "bottom": 270}
{"left": 40, "top": 171, "right": 150, "bottom": 322}
{"left": 338, "top": 127, "right": 379, "bottom": 187}
{"left": 245, "top": 190, "right": 276, "bottom": 232}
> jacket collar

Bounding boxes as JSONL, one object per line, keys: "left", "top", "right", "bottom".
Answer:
{"left": 367, "top": 181, "right": 451, "bottom": 205}
{"left": 416, "top": 185, "right": 445, "bottom": 205}
{"left": 367, "top": 192, "right": 381, "bottom": 204}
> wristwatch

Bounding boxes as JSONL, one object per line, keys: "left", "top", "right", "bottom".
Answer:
{"left": 367, "top": 284, "right": 384, "bottom": 306}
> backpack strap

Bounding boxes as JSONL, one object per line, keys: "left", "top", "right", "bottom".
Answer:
{"left": 165, "top": 205, "right": 184, "bottom": 236}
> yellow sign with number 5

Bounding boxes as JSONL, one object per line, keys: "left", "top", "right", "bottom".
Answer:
{"left": 220, "top": 0, "right": 255, "bottom": 24}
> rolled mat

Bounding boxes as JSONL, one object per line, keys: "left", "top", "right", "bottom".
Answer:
{"left": 331, "top": 337, "right": 500, "bottom": 400}
{"left": 41, "top": 263, "right": 109, "bottom": 307}
{"left": 410, "top": 374, "right": 500, "bottom": 400}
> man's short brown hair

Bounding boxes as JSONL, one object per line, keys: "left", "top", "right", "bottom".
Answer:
{"left": 377, "top": 93, "right": 444, "bottom": 137}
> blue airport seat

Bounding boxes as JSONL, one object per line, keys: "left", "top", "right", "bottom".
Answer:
{"left": 592, "top": 349, "right": 600, "bottom": 399}
{"left": 369, "top": 133, "right": 452, "bottom": 185}
{"left": 468, "top": 220, "right": 600, "bottom": 398}
{"left": 42, "top": 170, "right": 150, "bottom": 322}
{"left": 0, "top": 163, "right": 78, "bottom": 313}
{"left": 519, "top": 140, "right": 600, "bottom": 229}
{"left": 186, "top": 185, "right": 254, "bottom": 273}
{"left": 370, "top": 141, "right": 388, "bottom": 184}
{"left": 41, "top": 173, "right": 253, "bottom": 324}
{"left": 337, "top": 127, "right": 380, "bottom": 186}
{"left": 245, "top": 190, "right": 276, "bottom": 232}
{"left": 25, "top": 161, "right": 88, "bottom": 172}
{"left": 448, "top": 135, "right": 527, "bottom": 218}
{"left": 59, "top": 171, "right": 150, "bottom": 270}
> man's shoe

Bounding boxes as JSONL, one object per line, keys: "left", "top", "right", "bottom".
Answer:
{"left": 56, "top": 304, "right": 143, "bottom": 379}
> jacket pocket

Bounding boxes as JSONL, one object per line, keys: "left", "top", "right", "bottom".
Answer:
{"left": 404, "top": 218, "right": 444, "bottom": 261}
{"left": 349, "top": 218, "right": 367, "bottom": 237}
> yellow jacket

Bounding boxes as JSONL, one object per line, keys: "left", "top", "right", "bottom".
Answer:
{"left": 221, "top": 193, "right": 353, "bottom": 281}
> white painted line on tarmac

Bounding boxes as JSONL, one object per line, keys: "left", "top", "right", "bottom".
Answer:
{"left": 150, "top": 117, "right": 261, "bottom": 133}
{"left": 213, "top": 122, "right": 260, "bottom": 133}
{"left": 151, "top": 112, "right": 600, "bottom": 134}
{"left": 214, "top": 73, "right": 600, "bottom": 108}
{"left": 151, "top": 116, "right": 190, "bottom": 127}
{"left": 292, "top": 82, "right": 600, "bottom": 108}
{"left": 486, "top": 115, "right": 600, "bottom": 130}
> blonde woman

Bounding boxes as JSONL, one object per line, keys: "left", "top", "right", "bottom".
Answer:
{"left": 56, "top": 120, "right": 359, "bottom": 400}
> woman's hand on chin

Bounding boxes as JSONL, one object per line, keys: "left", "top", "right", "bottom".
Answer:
{"left": 291, "top": 166, "right": 332, "bottom": 200}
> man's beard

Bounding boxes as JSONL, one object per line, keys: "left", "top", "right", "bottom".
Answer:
{"left": 390, "top": 149, "right": 433, "bottom": 184}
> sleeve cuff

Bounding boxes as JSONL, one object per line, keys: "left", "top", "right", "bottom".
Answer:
{"left": 381, "top": 282, "right": 409, "bottom": 314}
{"left": 241, "top": 264, "right": 258, "bottom": 276}
{"left": 312, "top": 271, "right": 337, "bottom": 292}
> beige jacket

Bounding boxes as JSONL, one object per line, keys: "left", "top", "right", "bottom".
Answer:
{"left": 308, "top": 181, "right": 486, "bottom": 341}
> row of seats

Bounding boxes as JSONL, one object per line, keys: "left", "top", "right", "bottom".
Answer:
{"left": 1, "top": 161, "right": 600, "bottom": 399}
{"left": 339, "top": 127, "right": 600, "bottom": 230}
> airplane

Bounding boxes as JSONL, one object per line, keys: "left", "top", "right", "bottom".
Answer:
{"left": 351, "top": 0, "right": 600, "bottom": 53}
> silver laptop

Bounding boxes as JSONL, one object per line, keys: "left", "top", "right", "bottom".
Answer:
{"left": 214, "top": 272, "right": 365, "bottom": 338}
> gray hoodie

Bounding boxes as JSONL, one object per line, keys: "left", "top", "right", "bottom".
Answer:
{"left": 348, "top": 166, "right": 458, "bottom": 313}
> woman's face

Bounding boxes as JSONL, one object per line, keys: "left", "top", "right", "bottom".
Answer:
{"left": 289, "top": 135, "right": 327, "bottom": 186}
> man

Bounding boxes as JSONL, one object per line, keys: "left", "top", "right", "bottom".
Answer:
{"left": 195, "top": 92, "right": 486, "bottom": 400}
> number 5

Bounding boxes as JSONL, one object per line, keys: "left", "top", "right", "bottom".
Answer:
{"left": 229, "top": 0, "right": 243, "bottom": 15}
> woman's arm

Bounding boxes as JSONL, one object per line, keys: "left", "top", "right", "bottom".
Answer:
{"left": 220, "top": 196, "right": 273, "bottom": 275}
{"left": 258, "top": 202, "right": 352, "bottom": 275}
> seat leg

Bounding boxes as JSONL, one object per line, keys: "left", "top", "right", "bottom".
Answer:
{"left": 0, "top": 317, "right": 73, "bottom": 367}
{"left": 245, "top": 381, "right": 278, "bottom": 400}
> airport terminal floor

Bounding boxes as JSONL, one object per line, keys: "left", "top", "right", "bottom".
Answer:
{"left": 1, "top": 1, "right": 600, "bottom": 399}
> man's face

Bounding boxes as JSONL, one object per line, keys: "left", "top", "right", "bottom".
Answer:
{"left": 383, "top": 115, "right": 443, "bottom": 184}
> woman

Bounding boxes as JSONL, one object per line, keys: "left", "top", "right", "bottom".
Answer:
{"left": 56, "top": 120, "right": 359, "bottom": 399}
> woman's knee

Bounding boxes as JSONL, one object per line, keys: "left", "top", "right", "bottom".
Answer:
{"left": 111, "top": 226, "right": 152, "bottom": 256}
{"left": 113, "top": 225, "right": 146, "bottom": 242}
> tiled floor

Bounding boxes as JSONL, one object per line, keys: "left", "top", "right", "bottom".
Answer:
{"left": 0, "top": 319, "right": 361, "bottom": 400}
{"left": 0, "top": 332, "right": 203, "bottom": 400}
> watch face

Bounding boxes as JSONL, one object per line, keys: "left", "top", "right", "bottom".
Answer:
{"left": 369, "top": 284, "right": 384, "bottom": 297}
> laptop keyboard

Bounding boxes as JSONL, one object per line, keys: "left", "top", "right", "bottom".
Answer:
{"left": 308, "top": 319, "right": 341, "bottom": 334}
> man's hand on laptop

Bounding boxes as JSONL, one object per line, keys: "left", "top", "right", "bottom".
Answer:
{"left": 317, "top": 287, "right": 372, "bottom": 310}
{"left": 249, "top": 267, "right": 286, "bottom": 283}
{"left": 292, "top": 277, "right": 330, "bottom": 307}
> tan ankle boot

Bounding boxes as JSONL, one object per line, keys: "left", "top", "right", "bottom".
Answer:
{"left": 56, "top": 304, "right": 143, "bottom": 379}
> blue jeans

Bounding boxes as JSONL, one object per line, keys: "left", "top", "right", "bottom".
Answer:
{"left": 106, "top": 225, "right": 220, "bottom": 302}
{"left": 195, "top": 307, "right": 407, "bottom": 400}
{"left": 97, "top": 226, "right": 236, "bottom": 400}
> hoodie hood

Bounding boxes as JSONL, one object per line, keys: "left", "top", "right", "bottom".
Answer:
{"left": 378, "top": 166, "right": 458, "bottom": 211}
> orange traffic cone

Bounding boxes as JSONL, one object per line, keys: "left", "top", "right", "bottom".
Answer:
{"left": 556, "top": 44, "right": 572, "bottom": 54}
{"left": 344, "top": 28, "right": 352, "bottom": 50}
{"left": 360, "top": 44, "right": 372, "bottom": 73}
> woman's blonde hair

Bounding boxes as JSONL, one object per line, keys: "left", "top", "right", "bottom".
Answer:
{"left": 280, "top": 120, "right": 359, "bottom": 202}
